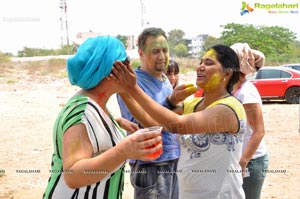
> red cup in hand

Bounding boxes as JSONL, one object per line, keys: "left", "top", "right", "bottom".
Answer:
{"left": 144, "top": 126, "right": 163, "bottom": 159}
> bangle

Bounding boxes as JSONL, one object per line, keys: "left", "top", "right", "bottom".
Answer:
{"left": 165, "top": 97, "right": 177, "bottom": 110}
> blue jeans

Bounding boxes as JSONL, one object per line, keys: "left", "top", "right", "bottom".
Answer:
{"left": 243, "top": 154, "right": 269, "bottom": 199}
{"left": 130, "top": 160, "right": 179, "bottom": 199}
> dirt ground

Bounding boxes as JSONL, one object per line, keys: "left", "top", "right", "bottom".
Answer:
{"left": 1, "top": 65, "right": 300, "bottom": 199}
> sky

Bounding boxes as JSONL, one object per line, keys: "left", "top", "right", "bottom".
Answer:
{"left": 0, "top": 0, "right": 299, "bottom": 55}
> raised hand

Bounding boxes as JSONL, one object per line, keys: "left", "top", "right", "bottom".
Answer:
{"left": 111, "top": 60, "right": 137, "bottom": 93}
{"left": 169, "top": 83, "right": 198, "bottom": 105}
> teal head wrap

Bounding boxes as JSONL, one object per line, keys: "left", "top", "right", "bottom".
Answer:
{"left": 67, "top": 35, "right": 127, "bottom": 89}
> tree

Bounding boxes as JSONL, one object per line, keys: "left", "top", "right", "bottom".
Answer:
{"left": 220, "top": 23, "right": 297, "bottom": 57}
{"left": 116, "top": 34, "right": 128, "bottom": 49}
{"left": 290, "top": 40, "right": 300, "bottom": 58}
{"left": 168, "top": 29, "right": 188, "bottom": 57}
{"left": 202, "top": 36, "right": 223, "bottom": 52}
{"left": 173, "top": 43, "right": 188, "bottom": 57}
{"left": 168, "top": 29, "right": 185, "bottom": 47}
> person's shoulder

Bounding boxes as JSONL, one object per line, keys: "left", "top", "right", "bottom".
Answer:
{"left": 220, "top": 96, "right": 246, "bottom": 120}
{"left": 242, "top": 80, "right": 257, "bottom": 91}
{"left": 218, "top": 95, "right": 241, "bottom": 104}
{"left": 66, "top": 95, "right": 89, "bottom": 107}
{"left": 183, "top": 97, "right": 202, "bottom": 114}
{"left": 240, "top": 81, "right": 261, "bottom": 102}
{"left": 211, "top": 95, "right": 244, "bottom": 111}
{"left": 135, "top": 67, "right": 143, "bottom": 75}
{"left": 57, "top": 95, "right": 90, "bottom": 124}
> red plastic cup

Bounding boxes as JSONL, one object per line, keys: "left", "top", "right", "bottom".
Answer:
{"left": 144, "top": 126, "right": 163, "bottom": 159}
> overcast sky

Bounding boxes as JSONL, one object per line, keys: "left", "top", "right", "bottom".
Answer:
{"left": 0, "top": 0, "right": 299, "bottom": 55}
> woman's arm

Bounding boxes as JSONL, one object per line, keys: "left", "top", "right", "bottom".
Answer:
{"left": 239, "top": 103, "right": 265, "bottom": 172}
{"left": 62, "top": 123, "right": 162, "bottom": 189}
{"left": 118, "top": 83, "right": 195, "bottom": 126}
{"left": 113, "top": 70, "right": 196, "bottom": 127}
{"left": 113, "top": 61, "right": 239, "bottom": 134}
{"left": 118, "top": 92, "right": 161, "bottom": 128}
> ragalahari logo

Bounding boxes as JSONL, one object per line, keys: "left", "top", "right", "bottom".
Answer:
{"left": 240, "top": 2, "right": 254, "bottom": 15}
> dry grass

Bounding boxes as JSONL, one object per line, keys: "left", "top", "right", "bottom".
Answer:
{"left": 20, "top": 59, "right": 67, "bottom": 77}
{"left": 174, "top": 58, "right": 199, "bottom": 73}
{"left": 0, "top": 58, "right": 67, "bottom": 84}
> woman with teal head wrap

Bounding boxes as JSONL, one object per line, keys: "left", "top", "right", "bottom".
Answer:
{"left": 43, "top": 35, "right": 163, "bottom": 199}
{"left": 67, "top": 35, "right": 127, "bottom": 89}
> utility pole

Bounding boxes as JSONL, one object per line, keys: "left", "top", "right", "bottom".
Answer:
{"left": 140, "top": 0, "right": 150, "bottom": 30}
{"left": 140, "top": 0, "right": 145, "bottom": 30}
{"left": 59, "top": 0, "right": 70, "bottom": 54}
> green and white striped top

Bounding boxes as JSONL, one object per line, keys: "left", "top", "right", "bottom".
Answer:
{"left": 43, "top": 95, "right": 126, "bottom": 199}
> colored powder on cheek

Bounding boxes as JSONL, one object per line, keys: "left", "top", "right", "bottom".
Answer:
{"left": 202, "top": 73, "right": 222, "bottom": 90}
{"left": 165, "top": 58, "right": 170, "bottom": 68}
{"left": 145, "top": 39, "right": 169, "bottom": 53}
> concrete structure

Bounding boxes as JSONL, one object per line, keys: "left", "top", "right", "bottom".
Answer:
{"left": 185, "top": 34, "right": 208, "bottom": 58}
{"left": 72, "top": 32, "right": 104, "bottom": 52}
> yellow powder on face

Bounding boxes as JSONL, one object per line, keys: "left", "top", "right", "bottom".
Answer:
{"left": 202, "top": 73, "right": 222, "bottom": 90}
{"left": 165, "top": 58, "right": 170, "bottom": 68}
{"left": 144, "top": 36, "right": 169, "bottom": 54}
{"left": 203, "top": 49, "right": 218, "bottom": 61}
{"left": 144, "top": 36, "right": 169, "bottom": 67}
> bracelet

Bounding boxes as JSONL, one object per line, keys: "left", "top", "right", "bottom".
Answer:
{"left": 165, "top": 96, "right": 177, "bottom": 110}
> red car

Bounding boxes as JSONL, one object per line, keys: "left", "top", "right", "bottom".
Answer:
{"left": 248, "top": 66, "right": 300, "bottom": 104}
{"left": 194, "top": 66, "right": 300, "bottom": 104}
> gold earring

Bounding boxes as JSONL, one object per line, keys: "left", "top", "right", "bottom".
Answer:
{"left": 223, "top": 77, "right": 226, "bottom": 82}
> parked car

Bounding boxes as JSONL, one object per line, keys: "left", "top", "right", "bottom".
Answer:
{"left": 194, "top": 66, "right": 300, "bottom": 104}
{"left": 248, "top": 66, "right": 300, "bottom": 104}
{"left": 281, "top": 63, "right": 300, "bottom": 71}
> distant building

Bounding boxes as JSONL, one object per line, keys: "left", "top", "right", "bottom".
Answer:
{"left": 72, "top": 31, "right": 139, "bottom": 58}
{"left": 126, "top": 35, "right": 136, "bottom": 50}
{"left": 72, "top": 31, "right": 104, "bottom": 53}
{"left": 74, "top": 31, "right": 104, "bottom": 44}
{"left": 185, "top": 34, "right": 208, "bottom": 58}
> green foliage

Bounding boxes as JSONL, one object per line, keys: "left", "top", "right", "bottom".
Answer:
{"left": 168, "top": 29, "right": 188, "bottom": 57}
{"left": 17, "top": 47, "right": 54, "bottom": 57}
{"left": 10, "top": 23, "right": 299, "bottom": 65}
{"left": 116, "top": 35, "right": 129, "bottom": 49}
{"left": 202, "top": 36, "right": 224, "bottom": 51}
{"left": 57, "top": 45, "right": 73, "bottom": 55}
{"left": 173, "top": 43, "right": 188, "bottom": 57}
{"left": 168, "top": 29, "right": 185, "bottom": 47}
{"left": 220, "top": 23, "right": 297, "bottom": 58}
{"left": 17, "top": 45, "right": 74, "bottom": 57}
{"left": 130, "top": 59, "right": 141, "bottom": 69}
{"left": 289, "top": 40, "right": 300, "bottom": 58}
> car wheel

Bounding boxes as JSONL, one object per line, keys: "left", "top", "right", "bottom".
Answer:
{"left": 285, "top": 86, "right": 300, "bottom": 104}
